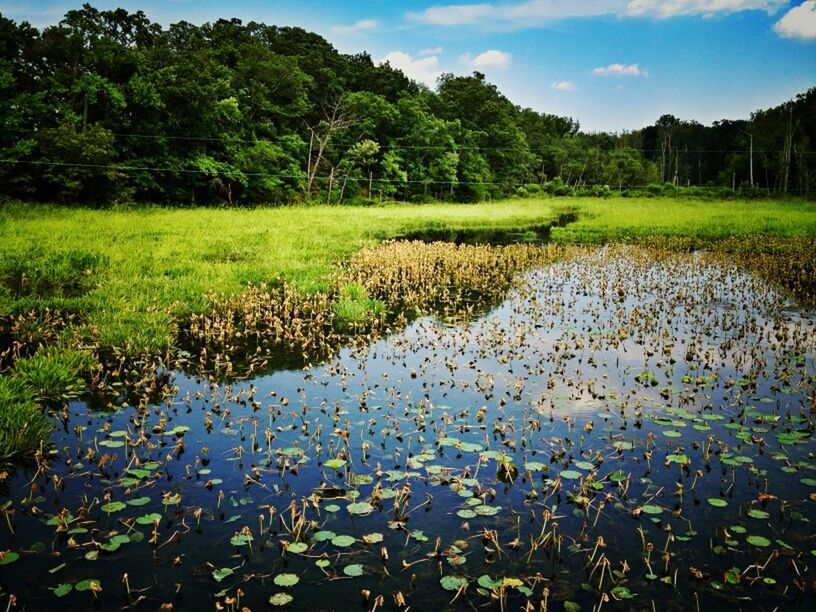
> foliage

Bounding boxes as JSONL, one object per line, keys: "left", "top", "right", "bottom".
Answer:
{"left": 0, "top": 376, "right": 51, "bottom": 462}
{"left": 13, "top": 346, "right": 93, "bottom": 403}
{"left": 0, "top": 7, "right": 812, "bottom": 206}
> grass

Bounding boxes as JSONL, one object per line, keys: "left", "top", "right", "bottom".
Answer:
{"left": 1, "top": 199, "right": 562, "bottom": 353}
{"left": 0, "top": 376, "right": 51, "bottom": 461}
{"left": 551, "top": 198, "right": 816, "bottom": 243}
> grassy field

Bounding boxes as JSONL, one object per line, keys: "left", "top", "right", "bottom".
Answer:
{"left": 551, "top": 197, "right": 816, "bottom": 243}
{"left": 2, "top": 197, "right": 815, "bottom": 354}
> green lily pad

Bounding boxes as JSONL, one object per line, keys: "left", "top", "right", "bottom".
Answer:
{"left": 324, "top": 458, "right": 347, "bottom": 470}
{"left": 331, "top": 535, "right": 356, "bottom": 547}
{"left": 54, "top": 583, "right": 73, "bottom": 597}
{"left": 0, "top": 551, "right": 20, "bottom": 565}
{"left": 347, "top": 502, "right": 374, "bottom": 515}
{"left": 274, "top": 573, "right": 299, "bottom": 587}
{"left": 747, "top": 535, "right": 771, "bottom": 547}
{"left": 707, "top": 498, "right": 728, "bottom": 508}
{"left": 75, "top": 579, "right": 101, "bottom": 592}
{"left": 269, "top": 593, "right": 294, "bottom": 606}
{"left": 440, "top": 575, "right": 469, "bottom": 591}
{"left": 101, "top": 501, "right": 126, "bottom": 514}
{"left": 212, "top": 568, "right": 234, "bottom": 583}
{"left": 343, "top": 564, "right": 364, "bottom": 577}
{"left": 287, "top": 542, "right": 308, "bottom": 554}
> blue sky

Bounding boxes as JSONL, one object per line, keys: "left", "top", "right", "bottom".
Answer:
{"left": 2, "top": 0, "right": 815, "bottom": 132}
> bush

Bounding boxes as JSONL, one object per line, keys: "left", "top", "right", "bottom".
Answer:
{"left": 14, "top": 346, "right": 92, "bottom": 403}
{"left": 0, "top": 376, "right": 51, "bottom": 462}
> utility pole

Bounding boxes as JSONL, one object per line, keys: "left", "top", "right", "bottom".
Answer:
{"left": 736, "top": 127, "right": 753, "bottom": 188}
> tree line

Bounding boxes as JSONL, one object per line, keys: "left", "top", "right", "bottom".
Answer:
{"left": 0, "top": 4, "right": 814, "bottom": 206}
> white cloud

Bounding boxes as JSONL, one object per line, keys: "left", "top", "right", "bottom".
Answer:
{"left": 773, "top": 1, "right": 816, "bottom": 40}
{"left": 550, "top": 80, "right": 576, "bottom": 91}
{"left": 419, "top": 46, "right": 445, "bottom": 56}
{"left": 331, "top": 19, "right": 378, "bottom": 34}
{"left": 459, "top": 49, "right": 513, "bottom": 69}
{"left": 592, "top": 62, "right": 648, "bottom": 76}
{"left": 407, "top": 0, "right": 785, "bottom": 28}
{"left": 380, "top": 51, "right": 443, "bottom": 87}
{"left": 626, "top": 0, "right": 787, "bottom": 18}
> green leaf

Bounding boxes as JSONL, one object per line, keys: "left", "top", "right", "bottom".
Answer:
{"left": 286, "top": 542, "right": 308, "bottom": 554}
{"left": 269, "top": 593, "right": 294, "bottom": 606}
{"left": 347, "top": 502, "right": 374, "bottom": 515}
{"left": 75, "top": 579, "right": 101, "bottom": 592}
{"left": 54, "top": 583, "right": 73, "bottom": 597}
{"left": 331, "top": 535, "right": 355, "bottom": 547}
{"left": 136, "top": 512, "right": 162, "bottom": 525}
{"left": 641, "top": 504, "right": 663, "bottom": 515}
{"left": 212, "top": 568, "right": 234, "bottom": 583}
{"left": 101, "top": 501, "right": 126, "bottom": 514}
{"left": 747, "top": 509, "right": 770, "bottom": 519}
{"left": 478, "top": 575, "right": 502, "bottom": 589}
{"left": 343, "top": 564, "right": 364, "bottom": 577}
{"left": 440, "top": 575, "right": 469, "bottom": 591}
{"left": 0, "top": 551, "right": 20, "bottom": 565}
{"left": 324, "top": 458, "right": 347, "bottom": 470}
{"left": 126, "top": 496, "right": 151, "bottom": 506}
{"left": 274, "top": 573, "right": 299, "bottom": 587}
{"left": 747, "top": 535, "right": 771, "bottom": 547}
{"left": 707, "top": 498, "right": 728, "bottom": 508}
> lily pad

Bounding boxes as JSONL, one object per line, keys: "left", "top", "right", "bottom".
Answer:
{"left": 440, "top": 575, "right": 469, "bottom": 591}
{"left": 343, "top": 564, "right": 364, "bottom": 577}
{"left": 269, "top": 593, "right": 294, "bottom": 606}
{"left": 274, "top": 573, "right": 300, "bottom": 587}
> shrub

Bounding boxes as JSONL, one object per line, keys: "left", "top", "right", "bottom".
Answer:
{"left": 0, "top": 376, "right": 51, "bottom": 462}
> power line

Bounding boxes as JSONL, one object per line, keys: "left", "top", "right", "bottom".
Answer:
{"left": 1, "top": 127, "right": 813, "bottom": 155}
{"left": 1, "top": 158, "right": 812, "bottom": 192}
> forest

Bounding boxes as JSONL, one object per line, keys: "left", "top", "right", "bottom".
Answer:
{"left": 0, "top": 3, "right": 814, "bottom": 206}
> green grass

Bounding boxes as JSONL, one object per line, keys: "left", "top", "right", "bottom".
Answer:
{"left": 551, "top": 198, "right": 816, "bottom": 243}
{"left": 0, "top": 376, "right": 51, "bottom": 461}
{"left": 1, "top": 199, "right": 561, "bottom": 353}
{"left": 1, "top": 197, "right": 815, "bottom": 354}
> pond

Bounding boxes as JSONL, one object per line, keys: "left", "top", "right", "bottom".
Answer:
{"left": 1, "top": 245, "right": 815, "bottom": 611}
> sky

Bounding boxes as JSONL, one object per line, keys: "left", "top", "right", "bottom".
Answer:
{"left": 2, "top": 0, "right": 815, "bottom": 132}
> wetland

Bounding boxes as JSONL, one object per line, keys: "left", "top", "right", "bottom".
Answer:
{"left": 1, "top": 234, "right": 815, "bottom": 611}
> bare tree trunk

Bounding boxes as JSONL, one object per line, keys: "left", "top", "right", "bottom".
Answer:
{"left": 327, "top": 166, "right": 334, "bottom": 204}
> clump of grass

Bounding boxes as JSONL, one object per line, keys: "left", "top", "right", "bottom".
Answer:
{"left": 13, "top": 346, "right": 93, "bottom": 403}
{"left": 0, "top": 376, "right": 51, "bottom": 462}
{"left": 333, "top": 283, "right": 385, "bottom": 332}
{"left": 0, "top": 249, "right": 106, "bottom": 298}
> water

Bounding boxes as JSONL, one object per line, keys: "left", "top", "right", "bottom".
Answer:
{"left": 1, "top": 246, "right": 814, "bottom": 611}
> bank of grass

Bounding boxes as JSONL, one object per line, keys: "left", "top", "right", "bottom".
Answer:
{"left": 1, "top": 199, "right": 561, "bottom": 353}
{"left": 551, "top": 197, "right": 816, "bottom": 243}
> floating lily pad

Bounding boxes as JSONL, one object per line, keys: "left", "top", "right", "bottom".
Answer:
{"left": 269, "top": 593, "right": 294, "bottom": 606}
{"left": 440, "top": 575, "right": 469, "bottom": 591}
{"left": 343, "top": 564, "right": 364, "bottom": 577}
{"left": 331, "top": 535, "right": 356, "bottom": 547}
{"left": 54, "top": 583, "right": 73, "bottom": 597}
{"left": 101, "top": 501, "right": 126, "bottom": 514}
{"left": 274, "top": 573, "right": 299, "bottom": 587}
{"left": 286, "top": 542, "right": 308, "bottom": 554}
{"left": 212, "top": 568, "right": 233, "bottom": 582}
{"left": 347, "top": 501, "right": 374, "bottom": 515}
{"left": 747, "top": 535, "right": 771, "bottom": 547}
{"left": 707, "top": 498, "right": 728, "bottom": 508}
